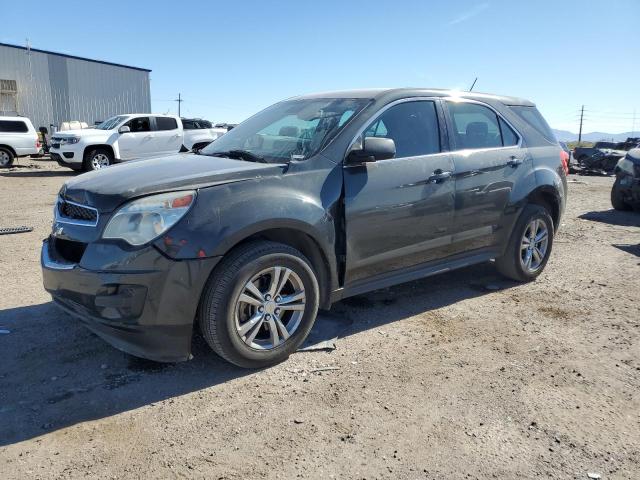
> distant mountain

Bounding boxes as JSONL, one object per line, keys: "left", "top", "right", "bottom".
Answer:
{"left": 552, "top": 129, "right": 637, "bottom": 143}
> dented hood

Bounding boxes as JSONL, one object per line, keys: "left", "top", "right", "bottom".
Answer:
{"left": 61, "top": 153, "right": 285, "bottom": 211}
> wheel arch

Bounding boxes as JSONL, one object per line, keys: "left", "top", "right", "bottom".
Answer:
{"left": 0, "top": 144, "right": 17, "bottom": 157}
{"left": 526, "top": 185, "right": 561, "bottom": 229}
{"left": 83, "top": 144, "right": 115, "bottom": 162}
{"left": 211, "top": 222, "right": 336, "bottom": 310}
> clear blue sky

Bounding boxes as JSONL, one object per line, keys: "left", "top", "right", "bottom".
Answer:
{"left": 3, "top": 0, "right": 639, "bottom": 134}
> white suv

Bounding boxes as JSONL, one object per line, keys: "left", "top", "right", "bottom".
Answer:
{"left": 50, "top": 114, "right": 224, "bottom": 172}
{"left": 0, "top": 117, "right": 40, "bottom": 167}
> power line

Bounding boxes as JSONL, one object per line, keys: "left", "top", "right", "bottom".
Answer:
{"left": 174, "top": 93, "right": 183, "bottom": 117}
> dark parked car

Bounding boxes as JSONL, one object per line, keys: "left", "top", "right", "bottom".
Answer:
{"left": 611, "top": 148, "right": 640, "bottom": 210}
{"left": 42, "top": 88, "right": 567, "bottom": 368}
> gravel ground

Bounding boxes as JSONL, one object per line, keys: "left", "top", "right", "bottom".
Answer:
{"left": 0, "top": 159, "right": 639, "bottom": 479}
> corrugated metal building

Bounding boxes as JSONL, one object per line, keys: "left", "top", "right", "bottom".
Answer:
{"left": 0, "top": 42, "right": 151, "bottom": 131}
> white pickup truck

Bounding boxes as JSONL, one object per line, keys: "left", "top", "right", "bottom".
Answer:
{"left": 0, "top": 116, "right": 41, "bottom": 168}
{"left": 49, "top": 114, "right": 225, "bottom": 171}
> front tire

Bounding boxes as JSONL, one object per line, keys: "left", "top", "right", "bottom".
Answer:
{"left": 0, "top": 147, "right": 15, "bottom": 168}
{"left": 496, "top": 204, "right": 554, "bottom": 282}
{"left": 83, "top": 148, "right": 112, "bottom": 171}
{"left": 611, "top": 178, "right": 631, "bottom": 211}
{"left": 198, "top": 241, "right": 320, "bottom": 368}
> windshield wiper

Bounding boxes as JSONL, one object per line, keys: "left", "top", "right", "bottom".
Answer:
{"left": 207, "top": 150, "right": 267, "bottom": 163}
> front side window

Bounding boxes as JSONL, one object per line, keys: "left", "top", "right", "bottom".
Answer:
{"left": 125, "top": 117, "right": 151, "bottom": 133}
{"left": 182, "top": 119, "right": 196, "bottom": 130}
{"left": 155, "top": 117, "right": 178, "bottom": 131}
{"left": 200, "top": 97, "right": 369, "bottom": 163}
{"left": 448, "top": 102, "right": 503, "bottom": 149}
{"left": 363, "top": 101, "right": 441, "bottom": 158}
{"left": 0, "top": 120, "right": 28, "bottom": 133}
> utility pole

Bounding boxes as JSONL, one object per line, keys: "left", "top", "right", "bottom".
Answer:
{"left": 578, "top": 105, "right": 584, "bottom": 144}
{"left": 175, "top": 93, "right": 183, "bottom": 117}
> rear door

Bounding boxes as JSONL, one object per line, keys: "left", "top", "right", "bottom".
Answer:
{"left": 151, "top": 116, "right": 182, "bottom": 155}
{"left": 118, "top": 116, "right": 154, "bottom": 160}
{"left": 444, "top": 100, "right": 528, "bottom": 253}
{"left": 343, "top": 98, "right": 456, "bottom": 284}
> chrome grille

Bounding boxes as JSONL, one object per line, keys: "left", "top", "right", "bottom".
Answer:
{"left": 56, "top": 198, "right": 98, "bottom": 226}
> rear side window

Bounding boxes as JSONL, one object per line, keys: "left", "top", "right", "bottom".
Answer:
{"left": 363, "top": 101, "right": 441, "bottom": 157}
{"left": 155, "top": 117, "right": 178, "bottom": 131}
{"left": 510, "top": 106, "right": 556, "bottom": 143}
{"left": 499, "top": 118, "right": 519, "bottom": 146}
{"left": 0, "top": 120, "right": 28, "bottom": 133}
{"left": 448, "top": 102, "right": 502, "bottom": 149}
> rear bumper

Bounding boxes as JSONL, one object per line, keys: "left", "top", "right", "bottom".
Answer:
{"left": 41, "top": 239, "right": 220, "bottom": 362}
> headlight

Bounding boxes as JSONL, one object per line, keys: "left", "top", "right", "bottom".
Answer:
{"left": 103, "top": 191, "right": 196, "bottom": 245}
{"left": 60, "top": 136, "right": 80, "bottom": 145}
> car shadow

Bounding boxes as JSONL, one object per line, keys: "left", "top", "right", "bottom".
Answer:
{"left": 0, "top": 262, "right": 514, "bottom": 447}
{"left": 612, "top": 243, "right": 640, "bottom": 258}
{"left": 579, "top": 209, "right": 640, "bottom": 227}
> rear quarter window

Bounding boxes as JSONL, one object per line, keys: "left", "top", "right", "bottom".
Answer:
{"left": 0, "top": 120, "right": 28, "bottom": 133}
{"left": 510, "top": 106, "right": 556, "bottom": 143}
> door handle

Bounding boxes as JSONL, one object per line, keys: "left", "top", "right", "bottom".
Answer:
{"left": 427, "top": 170, "right": 452, "bottom": 184}
{"left": 507, "top": 156, "right": 523, "bottom": 167}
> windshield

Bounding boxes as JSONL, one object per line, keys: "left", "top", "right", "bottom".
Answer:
{"left": 200, "top": 98, "right": 369, "bottom": 163}
{"left": 96, "top": 115, "right": 129, "bottom": 130}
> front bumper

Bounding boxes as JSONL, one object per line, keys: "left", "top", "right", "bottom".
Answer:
{"left": 615, "top": 173, "right": 640, "bottom": 207}
{"left": 41, "top": 239, "right": 220, "bottom": 362}
{"left": 50, "top": 145, "right": 83, "bottom": 168}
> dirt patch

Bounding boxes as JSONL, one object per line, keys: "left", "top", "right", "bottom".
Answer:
{"left": 0, "top": 162, "right": 639, "bottom": 479}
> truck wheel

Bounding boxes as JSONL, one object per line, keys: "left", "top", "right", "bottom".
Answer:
{"left": 495, "top": 204, "right": 554, "bottom": 282}
{"left": 0, "top": 147, "right": 15, "bottom": 168}
{"left": 83, "top": 148, "right": 112, "bottom": 171}
{"left": 198, "top": 241, "right": 320, "bottom": 368}
{"left": 611, "top": 178, "right": 631, "bottom": 211}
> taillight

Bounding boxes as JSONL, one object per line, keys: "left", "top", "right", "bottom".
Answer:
{"left": 560, "top": 150, "right": 569, "bottom": 175}
{"left": 36, "top": 139, "right": 41, "bottom": 148}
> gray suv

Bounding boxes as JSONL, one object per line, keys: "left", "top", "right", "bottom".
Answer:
{"left": 42, "top": 88, "right": 567, "bottom": 368}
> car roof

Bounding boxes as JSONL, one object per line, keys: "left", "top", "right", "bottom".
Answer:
{"left": 0, "top": 116, "right": 33, "bottom": 122}
{"left": 290, "top": 88, "right": 535, "bottom": 107}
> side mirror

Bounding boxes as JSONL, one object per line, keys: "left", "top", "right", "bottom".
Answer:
{"left": 348, "top": 137, "right": 396, "bottom": 163}
{"left": 118, "top": 125, "right": 131, "bottom": 134}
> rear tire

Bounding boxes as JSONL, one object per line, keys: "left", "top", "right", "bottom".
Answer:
{"left": 83, "top": 148, "right": 112, "bottom": 172}
{"left": 496, "top": 204, "right": 554, "bottom": 282}
{"left": 0, "top": 147, "right": 15, "bottom": 168}
{"left": 198, "top": 241, "right": 320, "bottom": 368}
{"left": 611, "top": 178, "right": 631, "bottom": 211}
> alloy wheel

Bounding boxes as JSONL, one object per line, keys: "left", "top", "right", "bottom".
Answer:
{"left": 91, "top": 153, "right": 110, "bottom": 170}
{"left": 520, "top": 218, "right": 549, "bottom": 273}
{"left": 235, "top": 266, "right": 306, "bottom": 350}
{"left": 0, "top": 150, "right": 10, "bottom": 166}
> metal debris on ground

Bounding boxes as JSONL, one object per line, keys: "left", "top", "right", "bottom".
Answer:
{"left": 587, "top": 473, "right": 601, "bottom": 479}
{"left": 309, "top": 366, "right": 340, "bottom": 373}
{"left": 0, "top": 226, "right": 33, "bottom": 235}
{"left": 298, "top": 337, "right": 338, "bottom": 352}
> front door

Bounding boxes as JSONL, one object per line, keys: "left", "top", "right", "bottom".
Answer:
{"left": 343, "top": 99, "right": 456, "bottom": 284}
{"left": 444, "top": 100, "right": 531, "bottom": 252}
{"left": 118, "top": 116, "right": 155, "bottom": 160}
